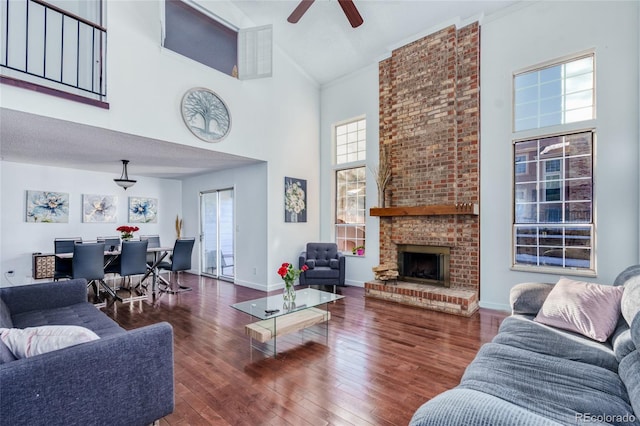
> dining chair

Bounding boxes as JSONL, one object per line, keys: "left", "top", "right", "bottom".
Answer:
{"left": 157, "top": 238, "right": 195, "bottom": 293}
{"left": 140, "top": 235, "right": 160, "bottom": 248}
{"left": 54, "top": 237, "right": 81, "bottom": 281}
{"left": 97, "top": 236, "right": 121, "bottom": 252}
{"left": 98, "top": 236, "right": 122, "bottom": 276}
{"left": 140, "top": 235, "right": 161, "bottom": 266}
{"left": 72, "top": 242, "right": 119, "bottom": 303}
{"left": 117, "top": 240, "right": 149, "bottom": 300}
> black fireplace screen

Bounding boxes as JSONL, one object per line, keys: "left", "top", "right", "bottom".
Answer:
{"left": 397, "top": 245, "right": 450, "bottom": 287}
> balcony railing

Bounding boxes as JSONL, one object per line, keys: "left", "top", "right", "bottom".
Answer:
{"left": 0, "top": 0, "right": 106, "bottom": 99}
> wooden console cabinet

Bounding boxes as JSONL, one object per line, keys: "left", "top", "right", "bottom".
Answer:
{"left": 32, "top": 253, "right": 55, "bottom": 279}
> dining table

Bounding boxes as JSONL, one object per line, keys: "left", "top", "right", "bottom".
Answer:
{"left": 56, "top": 245, "right": 174, "bottom": 301}
{"left": 138, "top": 246, "right": 174, "bottom": 297}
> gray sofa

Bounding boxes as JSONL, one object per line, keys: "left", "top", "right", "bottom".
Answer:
{"left": 0, "top": 279, "right": 174, "bottom": 426}
{"left": 410, "top": 266, "right": 640, "bottom": 425}
{"left": 299, "top": 242, "right": 346, "bottom": 287}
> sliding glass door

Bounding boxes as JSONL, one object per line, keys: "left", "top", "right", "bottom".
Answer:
{"left": 200, "top": 188, "right": 234, "bottom": 281}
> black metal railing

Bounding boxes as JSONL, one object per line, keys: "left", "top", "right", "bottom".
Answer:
{"left": 0, "top": 0, "right": 106, "bottom": 98}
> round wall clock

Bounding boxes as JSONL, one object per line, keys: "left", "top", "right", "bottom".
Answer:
{"left": 181, "top": 87, "right": 231, "bottom": 142}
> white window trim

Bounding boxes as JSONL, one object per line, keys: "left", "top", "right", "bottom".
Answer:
{"left": 332, "top": 115, "right": 367, "bottom": 252}
{"left": 510, "top": 53, "right": 597, "bottom": 276}
{"left": 511, "top": 129, "right": 597, "bottom": 277}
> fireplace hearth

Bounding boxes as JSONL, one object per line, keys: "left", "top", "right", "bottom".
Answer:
{"left": 397, "top": 245, "right": 450, "bottom": 287}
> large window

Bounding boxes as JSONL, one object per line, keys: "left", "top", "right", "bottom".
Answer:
{"left": 512, "top": 54, "right": 595, "bottom": 273}
{"left": 335, "top": 118, "right": 366, "bottom": 253}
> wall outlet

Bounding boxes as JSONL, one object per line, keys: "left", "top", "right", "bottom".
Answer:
{"left": 6, "top": 270, "right": 15, "bottom": 277}
{"left": 252, "top": 267, "right": 257, "bottom": 275}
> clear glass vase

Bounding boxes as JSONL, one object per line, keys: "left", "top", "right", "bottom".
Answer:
{"left": 283, "top": 281, "right": 296, "bottom": 302}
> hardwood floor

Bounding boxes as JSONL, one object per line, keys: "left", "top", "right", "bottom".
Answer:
{"left": 104, "top": 274, "right": 508, "bottom": 425}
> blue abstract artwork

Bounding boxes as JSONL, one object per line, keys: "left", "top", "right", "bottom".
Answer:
{"left": 128, "top": 197, "right": 158, "bottom": 223}
{"left": 26, "top": 190, "right": 69, "bottom": 223}
{"left": 83, "top": 194, "right": 117, "bottom": 223}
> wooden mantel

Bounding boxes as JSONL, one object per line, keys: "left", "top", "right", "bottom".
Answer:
{"left": 369, "top": 204, "right": 479, "bottom": 217}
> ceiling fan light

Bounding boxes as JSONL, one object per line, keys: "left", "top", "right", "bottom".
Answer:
{"left": 114, "top": 159, "right": 137, "bottom": 190}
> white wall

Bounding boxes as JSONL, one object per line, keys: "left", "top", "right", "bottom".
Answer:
{"left": 320, "top": 64, "right": 380, "bottom": 286}
{"left": 0, "top": 1, "right": 321, "bottom": 290}
{"left": 181, "top": 162, "right": 270, "bottom": 291}
{"left": 480, "top": 1, "right": 640, "bottom": 310}
{"left": 0, "top": 162, "right": 181, "bottom": 286}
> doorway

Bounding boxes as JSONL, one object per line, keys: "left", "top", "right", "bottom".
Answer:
{"left": 200, "top": 188, "right": 234, "bottom": 281}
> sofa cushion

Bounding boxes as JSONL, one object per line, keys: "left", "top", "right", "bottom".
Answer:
{"left": 329, "top": 259, "right": 339, "bottom": 269}
{"left": 619, "top": 350, "right": 640, "bottom": 417}
{"left": 0, "top": 297, "right": 13, "bottom": 328}
{"left": 410, "top": 388, "right": 561, "bottom": 426}
{"left": 302, "top": 267, "right": 339, "bottom": 279}
{"left": 614, "top": 264, "right": 640, "bottom": 287}
{"left": 610, "top": 317, "right": 636, "bottom": 362}
{"left": 621, "top": 277, "right": 640, "bottom": 326}
{"left": 460, "top": 343, "right": 637, "bottom": 425}
{"left": 11, "top": 303, "right": 124, "bottom": 338}
{"left": 534, "top": 278, "right": 623, "bottom": 342}
{"left": 306, "top": 243, "right": 338, "bottom": 267}
{"left": 494, "top": 315, "right": 619, "bottom": 372}
{"left": 304, "top": 259, "right": 316, "bottom": 269}
{"left": 0, "top": 325, "right": 99, "bottom": 359}
{"left": 509, "top": 282, "right": 555, "bottom": 315}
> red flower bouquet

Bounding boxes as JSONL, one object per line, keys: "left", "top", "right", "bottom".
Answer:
{"left": 116, "top": 225, "right": 139, "bottom": 240}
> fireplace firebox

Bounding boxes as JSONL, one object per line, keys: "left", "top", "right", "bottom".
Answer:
{"left": 397, "top": 245, "right": 450, "bottom": 287}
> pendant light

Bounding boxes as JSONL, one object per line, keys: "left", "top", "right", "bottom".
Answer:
{"left": 114, "top": 159, "right": 136, "bottom": 190}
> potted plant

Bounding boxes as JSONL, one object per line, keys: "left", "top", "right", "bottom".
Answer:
{"left": 352, "top": 246, "right": 365, "bottom": 256}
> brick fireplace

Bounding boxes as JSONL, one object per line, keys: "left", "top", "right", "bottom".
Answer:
{"left": 365, "top": 23, "right": 480, "bottom": 316}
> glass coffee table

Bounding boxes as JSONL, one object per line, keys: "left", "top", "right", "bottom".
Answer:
{"left": 231, "top": 288, "right": 344, "bottom": 358}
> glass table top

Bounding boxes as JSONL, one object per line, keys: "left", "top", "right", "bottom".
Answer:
{"left": 231, "top": 288, "right": 344, "bottom": 320}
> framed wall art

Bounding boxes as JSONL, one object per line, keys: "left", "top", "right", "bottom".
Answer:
{"left": 26, "top": 190, "right": 69, "bottom": 223}
{"left": 284, "top": 177, "right": 307, "bottom": 223}
{"left": 82, "top": 194, "right": 117, "bottom": 223}
{"left": 128, "top": 197, "right": 158, "bottom": 223}
{"left": 181, "top": 87, "right": 231, "bottom": 142}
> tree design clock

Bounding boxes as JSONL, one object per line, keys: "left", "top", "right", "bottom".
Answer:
{"left": 181, "top": 88, "right": 231, "bottom": 142}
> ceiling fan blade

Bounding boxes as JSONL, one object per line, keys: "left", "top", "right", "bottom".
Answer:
{"left": 337, "top": 0, "right": 363, "bottom": 28}
{"left": 287, "top": 0, "right": 315, "bottom": 24}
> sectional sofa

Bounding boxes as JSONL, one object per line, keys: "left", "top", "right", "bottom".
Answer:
{"left": 410, "top": 266, "right": 640, "bottom": 425}
{"left": 0, "top": 279, "right": 174, "bottom": 426}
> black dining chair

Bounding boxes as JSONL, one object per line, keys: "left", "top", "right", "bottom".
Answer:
{"left": 72, "top": 242, "right": 118, "bottom": 303}
{"left": 157, "top": 238, "right": 195, "bottom": 294}
{"left": 117, "top": 240, "right": 148, "bottom": 300}
{"left": 54, "top": 237, "right": 81, "bottom": 281}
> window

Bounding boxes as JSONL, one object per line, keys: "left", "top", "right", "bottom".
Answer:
{"left": 512, "top": 54, "right": 595, "bottom": 273}
{"left": 164, "top": 0, "right": 238, "bottom": 76}
{"left": 514, "top": 55, "right": 594, "bottom": 131}
{"left": 163, "top": 0, "right": 272, "bottom": 79}
{"left": 335, "top": 118, "right": 366, "bottom": 253}
{"left": 336, "top": 118, "right": 366, "bottom": 165}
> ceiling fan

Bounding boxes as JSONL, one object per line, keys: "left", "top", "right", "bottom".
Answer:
{"left": 287, "top": 0, "right": 364, "bottom": 28}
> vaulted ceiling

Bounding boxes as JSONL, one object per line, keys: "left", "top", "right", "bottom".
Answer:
{"left": 232, "top": 0, "right": 519, "bottom": 85}
{"left": 0, "top": 0, "right": 520, "bottom": 178}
